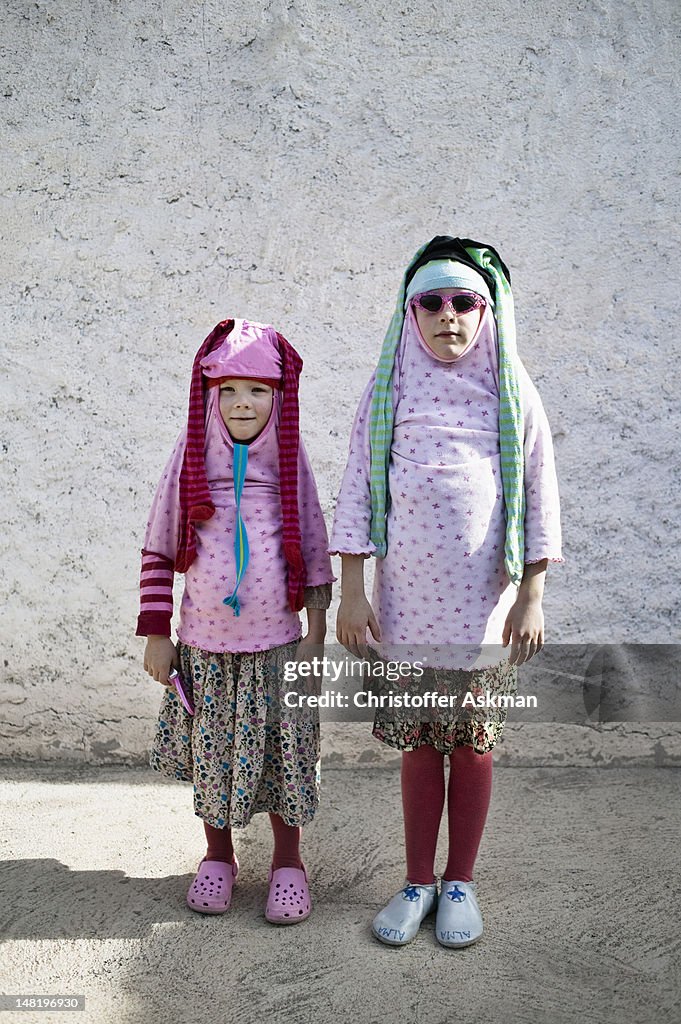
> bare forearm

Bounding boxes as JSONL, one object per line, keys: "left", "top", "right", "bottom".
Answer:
{"left": 517, "top": 559, "right": 548, "bottom": 603}
{"left": 340, "top": 553, "right": 368, "bottom": 599}
{"left": 304, "top": 607, "right": 327, "bottom": 643}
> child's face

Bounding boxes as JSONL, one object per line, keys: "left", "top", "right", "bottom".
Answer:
{"left": 412, "top": 289, "right": 485, "bottom": 360}
{"left": 218, "top": 378, "right": 274, "bottom": 441}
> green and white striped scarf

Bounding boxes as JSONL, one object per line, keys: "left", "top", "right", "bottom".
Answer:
{"left": 368, "top": 241, "right": 525, "bottom": 584}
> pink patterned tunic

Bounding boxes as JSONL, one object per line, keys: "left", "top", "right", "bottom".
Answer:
{"left": 329, "top": 305, "right": 562, "bottom": 670}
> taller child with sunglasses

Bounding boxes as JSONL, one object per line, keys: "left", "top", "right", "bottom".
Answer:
{"left": 330, "top": 237, "right": 562, "bottom": 948}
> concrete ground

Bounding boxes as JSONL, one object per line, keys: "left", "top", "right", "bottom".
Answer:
{"left": 0, "top": 762, "right": 679, "bottom": 1024}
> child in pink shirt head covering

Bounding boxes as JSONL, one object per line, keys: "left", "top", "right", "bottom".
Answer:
{"left": 137, "top": 318, "right": 334, "bottom": 924}
{"left": 330, "top": 235, "right": 562, "bottom": 949}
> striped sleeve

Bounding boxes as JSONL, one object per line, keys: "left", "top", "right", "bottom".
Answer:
{"left": 135, "top": 549, "right": 175, "bottom": 637}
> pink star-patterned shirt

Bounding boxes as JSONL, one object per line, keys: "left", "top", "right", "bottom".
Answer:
{"left": 329, "top": 305, "right": 562, "bottom": 669}
{"left": 142, "top": 388, "right": 334, "bottom": 653}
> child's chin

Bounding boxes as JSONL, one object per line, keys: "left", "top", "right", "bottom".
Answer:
{"left": 432, "top": 341, "right": 466, "bottom": 360}
{"left": 228, "top": 426, "right": 260, "bottom": 442}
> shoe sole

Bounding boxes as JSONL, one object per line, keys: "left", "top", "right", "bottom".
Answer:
{"left": 187, "top": 901, "right": 232, "bottom": 915}
{"left": 265, "top": 909, "right": 311, "bottom": 925}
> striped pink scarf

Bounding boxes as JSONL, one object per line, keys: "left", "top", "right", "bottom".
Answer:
{"left": 175, "top": 319, "right": 306, "bottom": 612}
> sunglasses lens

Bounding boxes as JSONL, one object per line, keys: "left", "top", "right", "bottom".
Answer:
{"left": 417, "top": 295, "right": 444, "bottom": 313}
{"left": 451, "top": 295, "right": 479, "bottom": 314}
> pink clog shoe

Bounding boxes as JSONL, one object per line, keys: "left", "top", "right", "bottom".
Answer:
{"left": 186, "top": 857, "right": 239, "bottom": 914}
{"left": 265, "top": 864, "right": 311, "bottom": 924}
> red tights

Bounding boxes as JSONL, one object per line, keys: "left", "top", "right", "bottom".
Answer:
{"left": 203, "top": 814, "right": 302, "bottom": 870}
{"left": 401, "top": 744, "right": 493, "bottom": 885}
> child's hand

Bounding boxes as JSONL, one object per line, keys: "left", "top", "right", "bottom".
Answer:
{"left": 294, "top": 634, "right": 323, "bottom": 671}
{"left": 294, "top": 634, "right": 323, "bottom": 688}
{"left": 336, "top": 595, "right": 381, "bottom": 659}
{"left": 295, "top": 634, "right": 322, "bottom": 657}
{"left": 502, "top": 596, "right": 544, "bottom": 666}
{"left": 144, "top": 636, "right": 180, "bottom": 685}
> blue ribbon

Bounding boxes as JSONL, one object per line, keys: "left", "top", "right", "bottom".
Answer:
{"left": 223, "top": 443, "right": 250, "bottom": 617}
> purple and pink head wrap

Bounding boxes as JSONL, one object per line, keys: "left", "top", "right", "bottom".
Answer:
{"left": 175, "top": 318, "right": 307, "bottom": 613}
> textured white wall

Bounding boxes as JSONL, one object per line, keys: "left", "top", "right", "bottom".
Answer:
{"left": 2, "top": 0, "right": 679, "bottom": 764}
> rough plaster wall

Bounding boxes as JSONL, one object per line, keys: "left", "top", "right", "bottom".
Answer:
{"left": 1, "top": 0, "right": 679, "bottom": 764}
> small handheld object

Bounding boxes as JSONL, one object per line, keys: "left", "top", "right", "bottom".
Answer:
{"left": 168, "top": 668, "right": 195, "bottom": 716}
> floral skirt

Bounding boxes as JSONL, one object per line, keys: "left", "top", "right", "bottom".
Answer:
{"left": 372, "top": 659, "right": 518, "bottom": 755}
{"left": 149, "top": 640, "right": 320, "bottom": 828}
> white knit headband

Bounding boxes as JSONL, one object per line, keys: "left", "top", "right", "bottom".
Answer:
{"left": 405, "top": 259, "right": 494, "bottom": 308}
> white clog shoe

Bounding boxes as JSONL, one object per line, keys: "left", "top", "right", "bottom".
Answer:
{"left": 435, "top": 880, "right": 483, "bottom": 947}
{"left": 372, "top": 882, "right": 438, "bottom": 946}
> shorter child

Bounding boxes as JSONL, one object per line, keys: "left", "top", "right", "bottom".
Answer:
{"left": 137, "top": 318, "right": 334, "bottom": 922}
